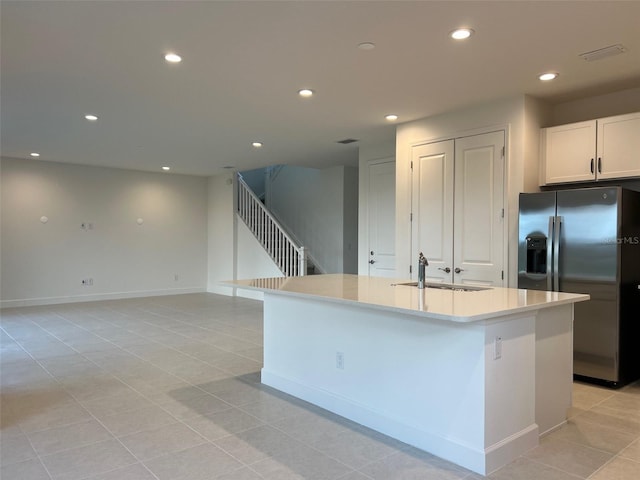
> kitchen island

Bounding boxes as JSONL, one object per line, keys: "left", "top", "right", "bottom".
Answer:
{"left": 225, "top": 274, "right": 589, "bottom": 475}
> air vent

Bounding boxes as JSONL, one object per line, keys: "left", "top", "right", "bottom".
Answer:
{"left": 579, "top": 44, "right": 627, "bottom": 62}
{"left": 336, "top": 138, "right": 359, "bottom": 144}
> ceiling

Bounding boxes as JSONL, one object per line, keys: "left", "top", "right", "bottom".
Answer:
{"left": 2, "top": 1, "right": 640, "bottom": 176}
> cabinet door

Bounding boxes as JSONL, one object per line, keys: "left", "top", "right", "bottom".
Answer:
{"left": 597, "top": 112, "right": 640, "bottom": 180}
{"left": 543, "top": 120, "right": 596, "bottom": 184}
{"left": 411, "top": 140, "right": 454, "bottom": 283}
{"left": 454, "top": 131, "right": 505, "bottom": 286}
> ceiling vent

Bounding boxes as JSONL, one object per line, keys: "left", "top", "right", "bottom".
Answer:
{"left": 336, "top": 138, "right": 359, "bottom": 145}
{"left": 579, "top": 44, "right": 627, "bottom": 62}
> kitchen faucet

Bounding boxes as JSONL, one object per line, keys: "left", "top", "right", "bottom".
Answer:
{"left": 418, "top": 252, "right": 428, "bottom": 289}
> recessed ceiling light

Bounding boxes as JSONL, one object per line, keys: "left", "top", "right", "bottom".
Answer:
{"left": 539, "top": 72, "right": 559, "bottom": 81}
{"left": 161, "top": 166, "right": 170, "bottom": 171}
{"left": 385, "top": 114, "right": 399, "bottom": 121}
{"left": 252, "top": 142, "right": 263, "bottom": 148}
{"left": 298, "top": 89, "right": 314, "bottom": 97}
{"left": 164, "top": 52, "right": 182, "bottom": 63}
{"left": 30, "top": 152, "right": 40, "bottom": 157}
{"left": 450, "top": 28, "right": 474, "bottom": 40}
{"left": 358, "top": 42, "right": 376, "bottom": 50}
{"left": 85, "top": 114, "right": 98, "bottom": 121}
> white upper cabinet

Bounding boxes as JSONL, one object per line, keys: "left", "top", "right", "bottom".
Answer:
{"left": 597, "top": 113, "right": 640, "bottom": 180}
{"left": 542, "top": 120, "right": 597, "bottom": 184}
{"left": 541, "top": 112, "right": 640, "bottom": 185}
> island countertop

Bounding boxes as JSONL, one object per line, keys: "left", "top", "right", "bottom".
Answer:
{"left": 224, "top": 274, "right": 589, "bottom": 323}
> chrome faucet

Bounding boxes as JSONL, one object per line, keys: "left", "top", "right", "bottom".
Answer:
{"left": 418, "top": 252, "right": 428, "bottom": 289}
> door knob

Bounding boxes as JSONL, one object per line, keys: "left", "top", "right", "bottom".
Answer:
{"left": 438, "top": 267, "right": 451, "bottom": 273}
{"left": 454, "top": 267, "right": 464, "bottom": 274}
{"left": 369, "top": 260, "right": 376, "bottom": 264}
{"left": 370, "top": 251, "right": 374, "bottom": 255}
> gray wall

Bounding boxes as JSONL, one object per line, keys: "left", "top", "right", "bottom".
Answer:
{"left": 267, "top": 165, "right": 358, "bottom": 274}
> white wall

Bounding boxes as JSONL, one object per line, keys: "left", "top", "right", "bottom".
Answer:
{"left": 358, "top": 140, "right": 395, "bottom": 275}
{"left": 267, "top": 165, "right": 358, "bottom": 274}
{"left": 1, "top": 157, "right": 208, "bottom": 307}
{"left": 342, "top": 166, "right": 359, "bottom": 274}
{"left": 395, "top": 95, "right": 548, "bottom": 286}
{"left": 207, "top": 173, "right": 237, "bottom": 296}
{"left": 550, "top": 86, "right": 640, "bottom": 126}
{"left": 524, "top": 96, "right": 552, "bottom": 192}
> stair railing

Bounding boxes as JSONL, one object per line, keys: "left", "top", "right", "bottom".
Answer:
{"left": 237, "top": 174, "right": 307, "bottom": 276}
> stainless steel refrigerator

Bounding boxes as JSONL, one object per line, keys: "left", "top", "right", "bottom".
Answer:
{"left": 518, "top": 187, "right": 640, "bottom": 387}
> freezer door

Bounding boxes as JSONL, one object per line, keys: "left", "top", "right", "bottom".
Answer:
{"left": 557, "top": 187, "right": 620, "bottom": 382}
{"left": 518, "top": 192, "right": 556, "bottom": 290}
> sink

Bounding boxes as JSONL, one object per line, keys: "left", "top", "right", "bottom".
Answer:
{"left": 392, "top": 282, "right": 491, "bottom": 292}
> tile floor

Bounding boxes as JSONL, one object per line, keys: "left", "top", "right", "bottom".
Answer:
{"left": 1, "top": 293, "right": 639, "bottom": 480}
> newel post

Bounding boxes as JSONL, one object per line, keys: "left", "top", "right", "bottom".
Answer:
{"left": 298, "top": 246, "right": 307, "bottom": 276}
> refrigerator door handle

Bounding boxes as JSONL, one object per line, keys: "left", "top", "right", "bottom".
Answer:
{"left": 553, "top": 216, "right": 562, "bottom": 292}
{"left": 547, "top": 216, "right": 554, "bottom": 291}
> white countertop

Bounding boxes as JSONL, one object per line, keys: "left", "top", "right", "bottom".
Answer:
{"left": 225, "top": 274, "right": 589, "bottom": 323}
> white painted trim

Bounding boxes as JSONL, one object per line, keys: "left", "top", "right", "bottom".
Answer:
{"left": 208, "top": 285, "right": 264, "bottom": 300}
{"left": 0, "top": 287, "right": 206, "bottom": 309}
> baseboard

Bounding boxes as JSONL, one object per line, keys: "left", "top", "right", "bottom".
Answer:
{"left": 261, "top": 369, "right": 514, "bottom": 476}
{"left": 208, "top": 285, "right": 264, "bottom": 301}
{"left": 484, "top": 423, "right": 539, "bottom": 475}
{"left": 0, "top": 287, "right": 206, "bottom": 309}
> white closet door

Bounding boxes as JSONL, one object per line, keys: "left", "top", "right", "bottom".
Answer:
{"left": 453, "top": 131, "right": 505, "bottom": 286}
{"left": 411, "top": 140, "right": 454, "bottom": 283}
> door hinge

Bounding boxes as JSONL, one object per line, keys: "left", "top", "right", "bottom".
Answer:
{"left": 410, "top": 212, "right": 413, "bottom": 222}
{"left": 501, "top": 146, "right": 505, "bottom": 158}
{"left": 409, "top": 265, "right": 412, "bottom": 274}
{"left": 501, "top": 208, "right": 504, "bottom": 218}
{"left": 410, "top": 161, "right": 413, "bottom": 170}
{"left": 501, "top": 270, "right": 504, "bottom": 280}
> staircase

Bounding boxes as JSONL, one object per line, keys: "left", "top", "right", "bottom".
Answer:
{"left": 237, "top": 174, "right": 308, "bottom": 276}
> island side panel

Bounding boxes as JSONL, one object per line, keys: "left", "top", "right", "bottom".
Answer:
{"left": 535, "top": 303, "right": 574, "bottom": 436}
{"left": 483, "top": 317, "right": 538, "bottom": 474}
{"left": 262, "top": 292, "right": 524, "bottom": 474}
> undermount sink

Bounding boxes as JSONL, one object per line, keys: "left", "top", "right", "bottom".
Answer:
{"left": 392, "top": 282, "right": 491, "bottom": 292}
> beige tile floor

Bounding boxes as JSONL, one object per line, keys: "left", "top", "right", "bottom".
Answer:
{"left": 1, "top": 293, "right": 639, "bottom": 480}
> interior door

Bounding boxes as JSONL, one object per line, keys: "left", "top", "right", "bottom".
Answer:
{"left": 453, "top": 131, "right": 505, "bottom": 286}
{"left": 411, "top": 140, "right": 454, "bottom": 283}
{"left": 367, "top": 160, "right": 396, "bottom": 277}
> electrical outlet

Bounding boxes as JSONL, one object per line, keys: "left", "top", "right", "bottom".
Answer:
{"left": 336, "top": 352, "right": 344, "bottom": 369}
{"left": 81, "top": 278, "right": 94, "bottom": 286}
{"left": 494, "top": 336, "right": 502, "bottom": 360}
